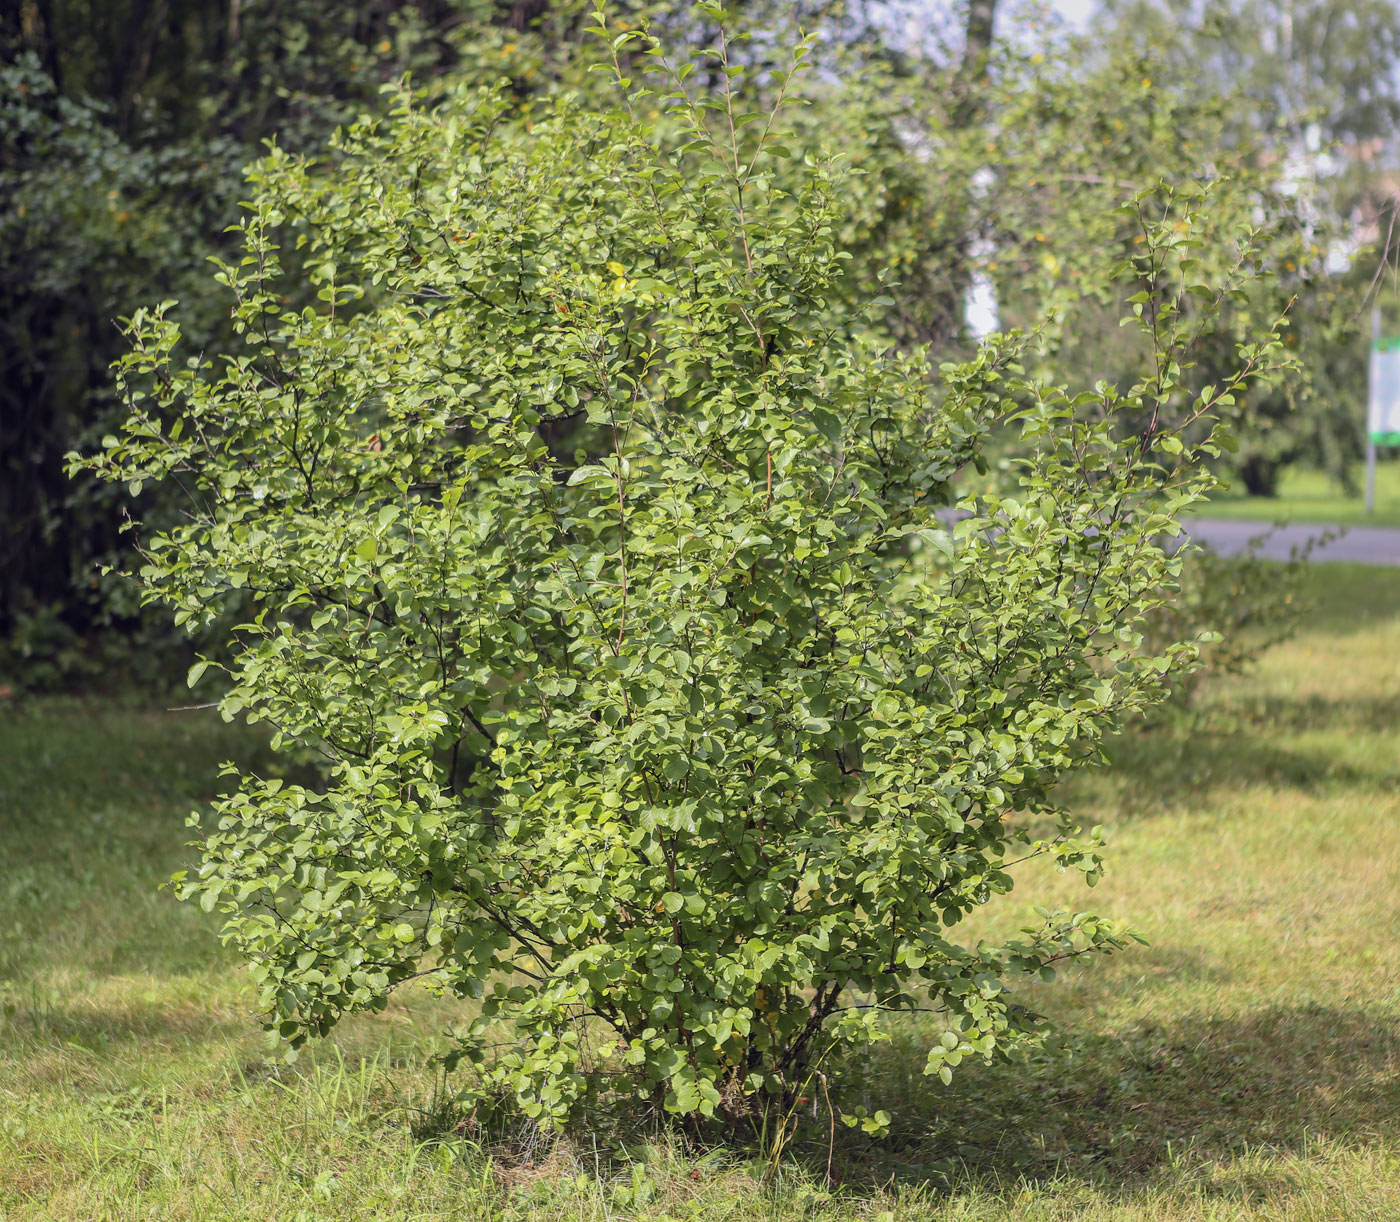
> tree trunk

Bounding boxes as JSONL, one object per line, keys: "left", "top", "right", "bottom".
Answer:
{"left": 1238, "top": 454, "right": 1280, "bottom": 498}
{"left": 497, "top": 0, "right": 549, "bottom": 31}
{"left": 924, "top": 0, "right": 999, "bottom": 347}
{"left": 963, "top": 0, "right": 997, "bottom": 80}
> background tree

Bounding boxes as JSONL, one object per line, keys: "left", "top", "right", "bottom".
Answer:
{"left": 1095, "top": 0, "right": 1400, "bottom": 492}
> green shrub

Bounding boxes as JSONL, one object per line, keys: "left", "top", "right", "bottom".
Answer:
{"left": 77, "top": 13, "right": 1296, "bottom": 1134}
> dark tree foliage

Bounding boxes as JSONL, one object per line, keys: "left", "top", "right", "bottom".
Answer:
{"left": 0, "top": 0, "right": 561, "bottom": 672}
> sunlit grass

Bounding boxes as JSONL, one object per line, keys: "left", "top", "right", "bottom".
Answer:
{"left": 3, "top": 564, "right": 1399, "bottom": 1219}
{"left": 1203, "top": 460, "right": 1400, "bottom": 527}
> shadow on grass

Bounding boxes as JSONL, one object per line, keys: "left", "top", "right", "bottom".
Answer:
{"left": 1210, "top": 689, "right": 1400, "bottom": 735}
{"left": 1290, "top": 564, "right": 1400, "bottom": 637}
{"left": 1072, "top": 714, "right": 1398, "bottom": 819}
{"left": 0, "top": 703, "right": 268, "bottom": 818}
{"left": 815, "top": 1002, "right": 1400, "bottom": 1194}
{"left": 1, "top": 993, "right": 250, "bottom": 1055}
{"left": 1080, "top": 735, "right": 1362, "bottom": 818}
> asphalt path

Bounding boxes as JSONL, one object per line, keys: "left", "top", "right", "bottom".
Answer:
{"left": 1182, "top": 518, "right": 1400, "bottom": 566}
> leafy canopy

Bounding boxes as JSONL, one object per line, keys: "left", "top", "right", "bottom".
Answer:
{"left": 80, "top": 8, "right": 1295, "bottom": 1131}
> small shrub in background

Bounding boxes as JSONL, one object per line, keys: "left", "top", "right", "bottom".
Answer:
{"left": 76, "top": 9, "right": 1298, "bottom": 1137}
{"left": 1142, "top": 528, "right": 1322, "bottom": 710}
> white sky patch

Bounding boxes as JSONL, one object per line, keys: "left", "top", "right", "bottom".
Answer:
{"left": 1051, "top": 0, "right": 1096, "bottom": 30}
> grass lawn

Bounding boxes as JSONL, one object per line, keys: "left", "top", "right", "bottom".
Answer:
{"left": 3, "top": 564, "right": 1400, "bottom": 1220}
{"left": 1203, "top": 461, "right": 1400, "bottom": 528}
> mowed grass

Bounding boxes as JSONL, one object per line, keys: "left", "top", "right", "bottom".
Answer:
{"left": 2, "top": 564, "right": 1399, "bottom": 1221}
{"left": 1203, "top": 460, "right": 1400, "bottom": 527}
